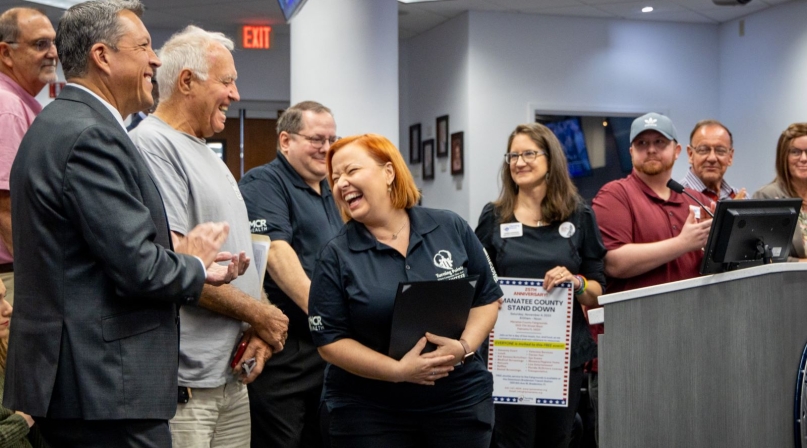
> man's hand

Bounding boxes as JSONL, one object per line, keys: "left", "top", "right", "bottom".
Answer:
{"left": 735, "top": 188, "right": 748, "bottom": 200}
{"left": 249, "top": 303, "right": 289, "bottom": 353}
{"left": 233, "top": 328, "right": 273, "bottom": 384}
{"left": 677, "top": 208, "right": 711, "bottom": 252}
{"left": 175, "top": 222, "right": 229, "bottom": 267}
{"left": 206, "top": 251, "right": 250, "bottom": 286}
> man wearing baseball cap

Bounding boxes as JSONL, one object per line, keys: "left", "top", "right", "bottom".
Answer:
{"left": 585, "top": 113, "right": 713, "bottom": 442}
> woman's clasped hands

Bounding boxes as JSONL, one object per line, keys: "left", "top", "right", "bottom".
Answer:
{"left": 396, "top": 333, "right": 466, "bottom": 386}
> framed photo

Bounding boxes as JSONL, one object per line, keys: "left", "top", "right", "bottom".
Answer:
{"left": 409, "top": 124, "right": 422, "bottom": 164}
{"left": 422, "top": 139, "right": 435, "bottom": 180}
{"left": 436, "top": 115, "right": 449, "bottom": 158}
{"left": 450, "top": 131, "right": 464, "bottom": 175}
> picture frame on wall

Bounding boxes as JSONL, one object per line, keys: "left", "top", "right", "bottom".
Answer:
{"left": 451, "top": 131, "right": 464, "bottom": 175}
{"left": 422, "top": 139, "right": 435, "bottom": 180}
{"left": 409, "top": 124, "right": 422, "bottom": 164}
{"left": 436, "top": 115, "right": 449, "bottom": 158}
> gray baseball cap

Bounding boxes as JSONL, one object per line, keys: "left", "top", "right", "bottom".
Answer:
{"left": 630, "top": 112, "right": 678, "bottom": 143}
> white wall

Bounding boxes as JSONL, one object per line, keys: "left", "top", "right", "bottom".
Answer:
{"left": 400, "top": 11, "right": 720, "bottom": 223}
{"left": 401, "top": 14, "right": 471, "bottom": 218}
{"left": 718, "top": 0, "right": 807, "bottom": 193}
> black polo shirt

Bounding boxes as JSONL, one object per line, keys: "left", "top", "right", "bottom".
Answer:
{"left": 309, "top": 206, "right": 503, "bottom": 412}
{"left": 239, "top": 153, "right": 343, "bottom": 340}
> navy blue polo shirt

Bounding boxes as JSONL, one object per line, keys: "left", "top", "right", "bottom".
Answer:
{"left": 309, "top": 206, "right": 503, "bottom": 412}
{"left": 239, "top": 153, "right": 343, "bottom": 340}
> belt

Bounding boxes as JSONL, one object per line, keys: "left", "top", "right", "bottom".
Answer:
{"left": 0, "top": 263, "right": 13, "bottom": 274}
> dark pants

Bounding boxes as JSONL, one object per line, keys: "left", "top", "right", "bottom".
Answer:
{"left": 36, "top": 417, "right": 171, "bottom": 448}
{"left": 328, "top": 397, "right": 494, "bottom": 448}
{"left": 492, "top": 366, "right": 585, "bottom": 448}
{"left": 248, "top": 333, "right": 325, "bottom": 448}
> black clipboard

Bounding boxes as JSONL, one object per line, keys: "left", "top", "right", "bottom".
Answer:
{"left": 387, "top": 275, "right": 479, "bottom": 360}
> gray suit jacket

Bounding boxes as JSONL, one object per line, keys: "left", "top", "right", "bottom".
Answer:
{"left": 3, "top": 86, "right": 205, "bottom": 420}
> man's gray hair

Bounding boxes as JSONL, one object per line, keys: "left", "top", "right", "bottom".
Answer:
{"left": 0, "top": 7, "right": 46, "bottom": 43}
{"left": 56, "top": 0, "right": 144, "bottom": 79}
{"left": 156, "top": 25, "right": 234, "bottom": 100}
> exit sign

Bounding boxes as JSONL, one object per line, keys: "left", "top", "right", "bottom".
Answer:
{"left": 242, "top": 26, "right": 271, "bottom": 49}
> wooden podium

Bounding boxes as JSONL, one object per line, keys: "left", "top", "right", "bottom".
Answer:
{"left": 596, "top": 263, "right": 807, "bottom": 447}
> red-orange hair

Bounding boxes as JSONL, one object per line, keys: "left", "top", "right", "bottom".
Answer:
{"left": 327, "top": 134, "right": 421, "bottom": 222}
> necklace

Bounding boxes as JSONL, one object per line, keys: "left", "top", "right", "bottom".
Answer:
{"left": 536, "top": 219, "right": 545, "bottom": 227}
{"left": 391, "top": 219, "right": 407, "bottom": 240}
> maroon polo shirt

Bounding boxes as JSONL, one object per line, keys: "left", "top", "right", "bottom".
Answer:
{"left": 587, "top": 171, "right": 712, "bottom": 372}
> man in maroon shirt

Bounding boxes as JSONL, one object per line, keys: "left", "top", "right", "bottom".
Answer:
{"left": 586, "top": 112, "right": 713, "bottom": 443}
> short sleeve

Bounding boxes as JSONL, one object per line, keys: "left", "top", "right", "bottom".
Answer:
{"left": 577, "top": 205, "right": 607, "bottom": 287}
{"left": 474, "top": 202, "right": 499, "bottom": 271}
{"left": 0, "top": 112, "right": 28, "bottom": 190}
{"left": 458, "top": 213, "right": 502, "bottom": 306}
{"left": 592, "top": 181, "right": 633, "bottom": 251}
{"left": 308, "top": 243, "right": 353, "bottom": 346}
{"left": 239, "top": 172, "right": 293, "bottom": 243}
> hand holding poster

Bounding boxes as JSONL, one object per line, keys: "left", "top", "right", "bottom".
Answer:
{"left": 489, "top": 278, "right": 573, "bottom": 407}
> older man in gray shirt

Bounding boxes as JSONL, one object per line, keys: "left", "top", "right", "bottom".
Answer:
{"left": 130, "top": 26, "right": 288, "bottom": 447}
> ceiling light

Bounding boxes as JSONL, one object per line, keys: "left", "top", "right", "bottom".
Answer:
{"left": 641, "top": 6, "right": 654, "bottom": 12}
{"left": 24, "top": 0, "right": 84, "bottom": 9}
{"left": 398, "top": 0, "right": 449, "bottom": 3}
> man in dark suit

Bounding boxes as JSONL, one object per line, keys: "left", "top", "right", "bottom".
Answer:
{"left": 2, "top": 1, "right": 247, "bottom": 446}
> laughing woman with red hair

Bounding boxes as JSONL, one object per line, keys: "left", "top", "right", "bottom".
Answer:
{"left": 308, "top": 134, "right": 502, "bottom": 448}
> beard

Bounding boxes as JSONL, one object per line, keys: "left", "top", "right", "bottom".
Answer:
{"left": 634, "top": 157, "right": 674, "bottom": 176}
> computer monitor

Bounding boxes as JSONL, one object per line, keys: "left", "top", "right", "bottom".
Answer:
{"left": 700, "top": 198, "right": 801, "bottom": 274}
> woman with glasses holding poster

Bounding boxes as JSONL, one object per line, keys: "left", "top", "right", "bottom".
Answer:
{"left": 475, "top": 123, "right": 606, "bottom": 448}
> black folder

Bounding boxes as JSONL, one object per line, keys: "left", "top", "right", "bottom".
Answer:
{"left": 387, "top": 275, "right": 479, "bottom": 360}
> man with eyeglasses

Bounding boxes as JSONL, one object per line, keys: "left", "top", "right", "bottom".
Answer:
{"left": 0, "top": 7, "right": 57, "bottom": 306}
{"left": 588, "top": 114, "right": 713, "bottom": 441}
{"left": 239, "top": 101, "right": 342, "bottom": 448}
{"left": 679, "top": 119, "right": 747, "bottom": 201}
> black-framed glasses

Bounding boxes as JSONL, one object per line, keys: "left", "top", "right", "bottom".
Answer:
{"left": 692, "top": 145, "right": 730, "bottom": 157}
{"left": 291, "top": 132, "right": 339, "bottom": 149}
{"left": 504, "top": 150, "right": 545, "bottom": 164}
{"left": 5, "top": 38, "right": 54, "bottom": 52}
{"left": 788, "top": 148, "right": 807, "bottom": 159}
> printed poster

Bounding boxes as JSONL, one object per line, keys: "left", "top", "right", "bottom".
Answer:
{"left": 489, "top": 278, "right": 573, "bottom": 407}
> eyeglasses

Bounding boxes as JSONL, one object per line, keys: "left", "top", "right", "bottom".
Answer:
{"left": 692, "top": 145, "right": 731, "bottom": 157}
{"left": 291, "top": 132, "right": 339, "bottom": 149}
{"left": 504, "top": 150, "right": 546, "bottom": 164}
{"left": 788, "top": 148, "right": 807, "bottom": 159}
{"left": 5, "top": 38, "right": 54, "bottom": 52}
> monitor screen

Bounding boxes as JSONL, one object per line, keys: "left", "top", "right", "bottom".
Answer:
{"left": 277, "top": 0, "right": 309, "bottom": 22}
{"left": 700, "top": 198, "right": 801, "bottom": 274}
{"left": 541, "top": 117, "right": 593, "bottom": 178}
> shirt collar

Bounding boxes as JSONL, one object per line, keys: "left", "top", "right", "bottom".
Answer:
{"left": 67, "top": 82, "right": 126, "bottom": 133}
{"left": 276, "top": 152, "right": 332, "bottom": 199}
{"left": 346, "top": 207, "right": 439, "bottom": 252}
{"left": 682, "top": 168, "right": 737, "bottom": 199}
{"left": 0, "top": 72, "right": 42, "bottom": 115}
{"left": 628, "top": 170, "right": 685, "bottom": 204}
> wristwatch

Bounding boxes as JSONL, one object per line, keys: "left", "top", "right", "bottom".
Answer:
{"left": 459, "top": 339, "right": 474, "bottom": 365}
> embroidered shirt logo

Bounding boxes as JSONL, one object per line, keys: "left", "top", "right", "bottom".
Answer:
{"left": 250, "top": 219, "right": 268, "bottom": 233}
{"left": 308, "top": 315, "right": 324, "bottom": 332}
{"left": 644, "top": 117, "right": 658, "bottom": 128}
{"left": 433, "top": 250, "right": 454, "bottom": 270}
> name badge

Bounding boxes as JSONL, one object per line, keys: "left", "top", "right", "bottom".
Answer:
{"left": 500, "top": 223, "right": 523, "bottom": 239}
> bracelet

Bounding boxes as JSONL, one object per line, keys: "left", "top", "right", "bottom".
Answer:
{"left": 574, "top": 275, "right": 588, "bottom": 296}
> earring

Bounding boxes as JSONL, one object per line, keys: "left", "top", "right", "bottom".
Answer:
{"left": 387, "top": 185, "right": 392, "bottom": 193}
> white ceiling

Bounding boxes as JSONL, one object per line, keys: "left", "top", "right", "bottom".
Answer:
{"left": 0, "top": 0, "right": 794, "bottom": 40}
